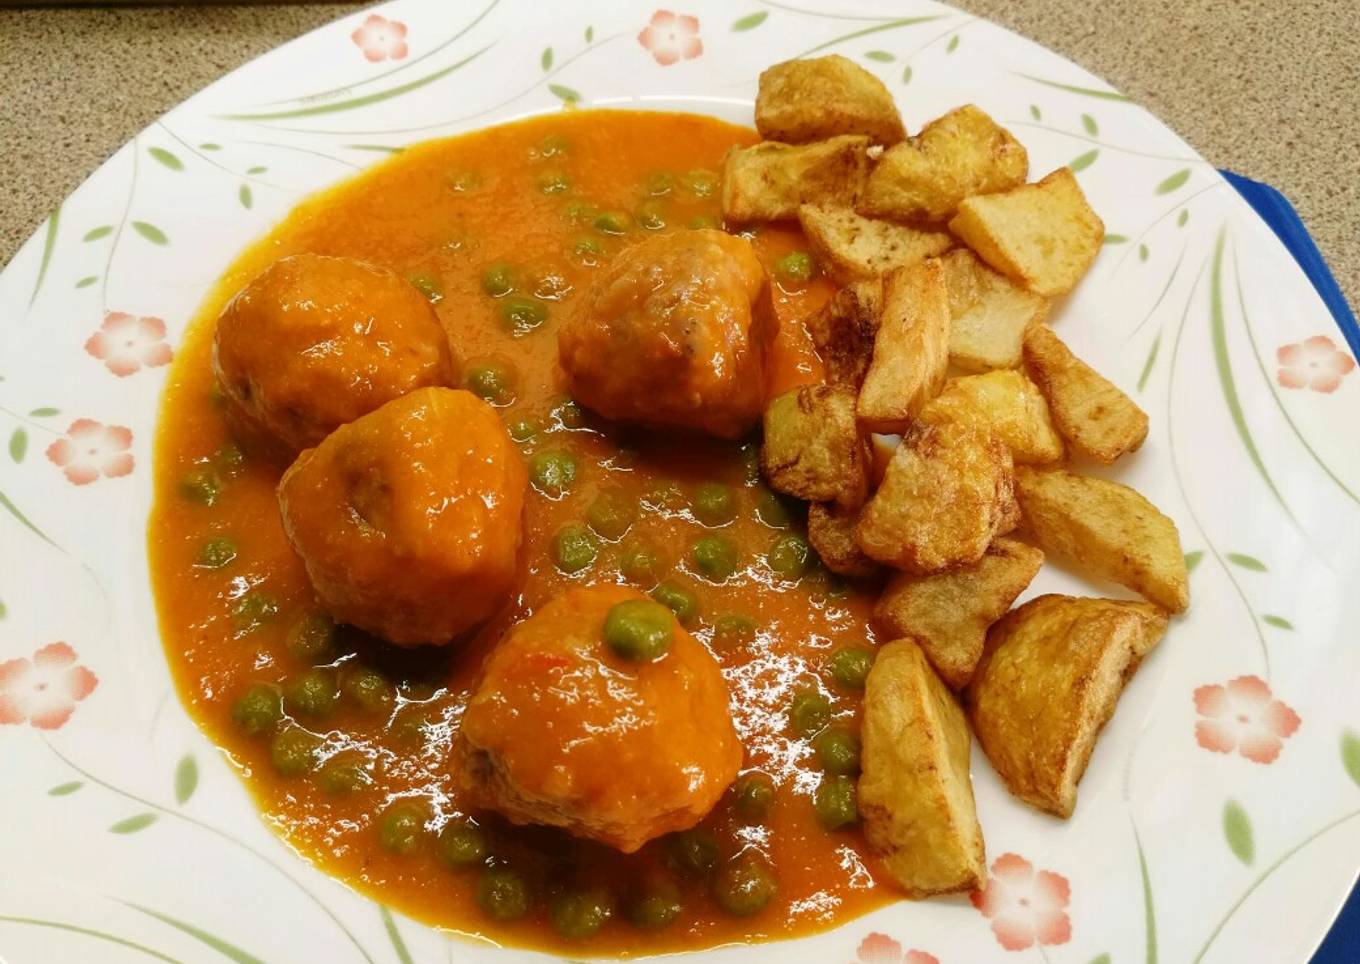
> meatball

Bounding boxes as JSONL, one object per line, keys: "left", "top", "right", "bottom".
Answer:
{"left": 557, "top": 229, "right": 775, "bottom": 439}
{"left": 214, "top": 253, "right": 456, "bottom": 455}
{"left": 454, "top": 585, "right": 743, "bottom": 852}
{"left": 277, "top": 387, "right": 526, "bottom": 646}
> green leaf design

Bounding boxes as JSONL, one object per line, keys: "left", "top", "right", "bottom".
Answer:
{"left": 1082, "top": 113, "right": 1099, "bottom": 135}
{"left": 1133, "top": 820, "right": 1159, "bottom": 964}
{"left": 83, "top": 225, "right": 113, "bottom": 242}
{"left": 199, "top": 142, "right": 222, "bottom": 151}
{"left": 1138, "top": 331, "right": 1162, "bottom": 392}
{"left": 540, "top": 46, "right": 553, "bottom": 71}
{"left": 1089, "top": 955, "right": 1112, "bottom": 964}
{"left": 9, "top": 428, "right": 27, "bottom": 463}
{"left": 864, "top": 50, "right": 895, "bottom": 62}
{"left": 0, "top": 914, "right": 180, "bottom": 964}
{"left": 1069, "top": 149, "right": 1099, "bottom": 172}
{"left": 1261, "top": 614, "right": 1293, "bottom": 629}
{"left": 549, "top": 83, "right": 581, "bottom": 103}
{"left": 1226, "top": 552, "right": 1267, "bottom": 572}
{"left": 1139, "top": 243, "right": 1150, "bottom": 262}
{"left": 901, "top": 65, "right": 913, "bottom": 85}
{"left": 1223, "top": 800, "right": 1254, "bottom": 865}
{"left": 1178, "top": 208, "right": 1190, "bottom": 227}
{"left": 1029, "top": 104, "right": 1042, "bottom": 120}
{"left": 174, "top": 754, "right": 199, "bottom": 805}
{"left": 28, "top": 407, "right": 59, "bottom": 417}
{"left": 1156, "top": 169, "right": 1191, "bottom": 194}
{"left": 28, "top": 205, "right": 60, "bottom": 310}
{"left": 48, "top": 781, "right": 83, "bottom": 796}
{"left": 1017, "top": 73, "right": 1131, "bottom": 101}
{"left": 380, "top": 906, "right": 414, "bottom": 964}
{"left": 147, "top": 147, "right": 184, "bottom": 171}
{"left": 110, "top": 813, "right": 158, "bottom": 834}
{"left": 246, "top": 165, "right": 267, "bottom": 175}
{"left": 797, "top": 15, "right": 944, "bottom": 58}
{"left": 585, "top": 25, "right": 594, "bottom": 43}
{"left": 75, "top": 276, "right": 98, "bottom": 289}
{"left": 239, "top": 185, "right": 253, "bottom": 210}
{"left": 0, "top": 598, "right": 6, "bottom": 619}
{"left": 0, "top": 490, "right": 62, "bottom": 552}
{"left": 946, "top": 34, "right": 960, "bottom": 53}
{"left": 732, "top": 11, "right": 768, "bottom": 30}
{"left": 1184, "top": 550, "right": 1204, "bottom": 572}
{"left": 1342, "top": 731, "right": 1360, "bottom": 787}
{"left": 125, "top": 903, "right": 267, "bottom": 964}
{"left": 343, "top": 144, "right": 403, "bottom": 154}
{"left": 132, "top": 221, "right": 169, "bottom": 245}
{"left": 1104, "top": 234, "right": 1129, "bottom": 244}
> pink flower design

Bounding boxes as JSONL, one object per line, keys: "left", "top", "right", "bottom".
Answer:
{"left": 638, "top": 10, "right": 703, "bottom": 65}
{"left": 45, "top": 419, "right": 134, "bottom": 485}
{"left": 1194, "top": 675, "right": 1301, "bottom": 764}
{"left": 971, "top": 853, "right": 1072, "bottom": 951}
{"left": 351, "top": 14, "right": 408, "bottom": 63}
{"left": 84, "top": 311, "right": 172, "bottom": 377}
{"left": 0, "top": 643, "right": 98, "bottom": 730}
{"left": 1276, "top": 335, "right": 1355, "bottom": 393}
{"left": 854, "top": 933, "right": 939, "bottom": 964}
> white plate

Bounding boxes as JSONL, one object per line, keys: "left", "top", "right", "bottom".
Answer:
{"left": 2, "top": 2, "right": 1358, "bottom": 961}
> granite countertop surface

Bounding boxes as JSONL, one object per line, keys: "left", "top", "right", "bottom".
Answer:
{"left": 2, "top": 1, "right": 1355, "bottom": 309}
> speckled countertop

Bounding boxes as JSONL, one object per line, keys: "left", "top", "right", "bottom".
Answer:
{"left": 1, "top": 1, "right": 1356, "bottom": 309}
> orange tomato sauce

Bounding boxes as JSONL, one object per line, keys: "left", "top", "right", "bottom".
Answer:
{"left": 149, "top": 109, "right": 893, "bottom": 955}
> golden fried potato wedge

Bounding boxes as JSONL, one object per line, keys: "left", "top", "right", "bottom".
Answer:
{"left": 923, "top": 370, "right": 1064, "bottom": 465}
{"left": 968, "top": 594, "right": 1169, "bottom": 817}
{"left": 722, "top": 136, "right": 868, "bottom": 223}
{"left": 1023, "top": 325, "right": 1148, "bottom": 463}
{"left": 799, "top": 204, "right": 953, "bottom": 285}
{"left": 856, "top": 411, "right": 1015, "bottom": 573}
{"left": 874, "top": 537, "right": 1044, "bottom": 689}
{"left": 861, "top": 105, "right": 1028, "bottom": 222}
{"left": 948, "top": 167, "right": 1104, "bottom": 296}
{"left": 1015, "top": 466, "right": 1189, "bottom": 613}
{"left": 860, "top": 638, "right": 986, "bottom": 897}
{"left": 941, "top": 248, "right": 1049, "bottom": 372}
{"left": 808, "top": 502, "right": 880, "bottom": 578}
{"left": 807, "top": 279, "right": 882, "bottom": 389}
{"left": 756, "top": 55, "right": 905, "bottom": 146}
{"left": 857, "top": 258, "right": 951, "bottom": 433}
{"left": 761, "top": 385, "right": 869, "bottom": 508}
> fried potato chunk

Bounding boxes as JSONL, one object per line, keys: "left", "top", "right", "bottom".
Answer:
{"left": 923, "top": 370, "right": 1064, "bottom": 465}
{"left": 799, "top": 204, "right": 953, "bottom": 285}
{"left": 755, "top": 54, "right": 906, "bottom": 146}
{"left": 859, "top": 638, "right": 986, "bottom": 897}
{"left": 941, "top": 248, "right": 1049, "bottom": 372}
{"left": 808, "top": 503, "right": 880, "bottom": 578}
{"left": 874, "top": 537, "right": 1044, "bottom": 689}
{"left": 856, "top": 412, "right": 1015, "bottom": 573}
{"left": 1023, "top": 325, "right": 1149, "bottom": 463}
{"left": 948, "top": 167, "right": 1104, "bottom": 296}
{"left": 807, "top": 279, "right": 882, "bottom": 389}
{"left": 968, "top": 594, "right": 1169, "bottom": 817}
{"left": 857, "top": 259, "right": 951, "bottom": 433}
{"left": 761, "top": 385, "right": 868, "bottom": 508}
{"left": 1015, "top": 466, "right": 1189, "bottom": 613}
{"left": 722, "top": 136, "right": 868, "bottom": 222}
{"left": 861, "top": 105, "right": 1028, "bottom": 222}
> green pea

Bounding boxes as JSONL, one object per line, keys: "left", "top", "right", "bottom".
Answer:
{"left": 285, "top": 611, "right": 335, "bottom": 664}
{"left": 666, "top": 829, "right": 718, "bottom": 877}
{"left": 731, "top": 771, "right": 776, "bottom": 822}
{"left": 618, "top": 538, "right": 666, "bottom": 587}
{"left": 319, "top": 755, "right": 371, "bottom": 796}
{"left": 180, "top": 468, "right": 222, "bottom": 506}
{"left": 409, "top": 272, "right": 444, "bottom": 304}
{"left": 593, "top": 210, "right": 630, "bottom": 236}
{"left": 628, "top": 884, "right": 682, "bottom": 929}
{"left": 449, "top": 170, "right": 482, "bottom": 192}
{"left": 813, "top": 775, "right": 860, "bottom": 830}
{"left": 827, "top": 646, "right": 874, "bottom": 691}
{"left": 439, "top": 820, "right": 488, "bottom": 869}
{"left": 285, "top": 668, "right": 339, "bottom": 719}
{"left": 537, "top": 170, "right": 571, "bottom": 194}
{"left": 464, "top": 359, "right": 517, "bottom": 406}
{"left": 529, "top": 449, "right": 578, "bottom": 498}
{"left": 550, "top": 397, "right": 586, "bottom": 430}
{"left": 232, "top": 683, "right": 281, "bottom": 737}
{"left": 712, "top": 852, "right": 777, "bottom": 917}
{"left": 506, "top": 416, "right": 542, "bottom": 445}
{"left": 572, "top": 235, "right": 604, "bottom": 267}
{"left": 651, "top": 580, "right": 699, "bottom": 627}
{"left": 535, "top": 133, "right": 569, "bottom": 159}
{"left": 603, "top": 599, "right": 674, "bottom": 662}
{"left": 688, "top": 214, "right": 719, "bottom": 230}
{"left": 755, "top": 488, "right": 793, "bottom": 529}
{"left": 533, "top": 269, "right": 571, "bottom": 302}
{"left": 499, "top": 297, "right": 548, "bottom": 335}
{"left": 692, "top": 535, "right": 740, "bottom": 583}
{"left": 765, "top": 533, "right": 811, "bottom": 581}
{"left": 563, "top": 201, "right": 599, "bottom": 226}
{"left": 390, "top": 704, "right": 432, "bottom": 749}
{"left": 774, "top": 251, "right": 815, "bottom": 286}
{"left": 710, "top": 613, "right": 758, "bottom": 649}
{"left": 644, "top": 171, "right": 675, "bottom": 196}
{"left": 378, "top": 801, "right": 429, "bottom": 855}
{"left": 477, "top": 866, "right": 531, "bottom": 921}
{"left": 681, "top": 169, "right": 719, "bottom": 198}
{"left": 788, "top": 688, "right": 832, "bottom": 737}
{"left": 587, "top": 488, "right": 637, "bottom": 541}
{"left": 342, "top": 665, "right": 395, "bottom": 714}
{"left": 636, "top": 201, "right": 667, "bottom": 230}
{"left": 813, "top": 727, "right": 861, "bottom": 775}
{"left": 196, "top": 537, "right": 237, "bottom": 569}
{"left": 553, "top": 524, "right": 599, "bottom": 575}
{"left": 550, "top": 888, "right": 613, "bottom": 940}
{"left": 641, "top": 480, "right": 685, "bottom": 514}
{"left": 690, "top": 482, "right": 736, "bottom": 527}
{"left": 481, "top": 263, "right": 517, "bottom": 297}
{"left": 269, "top": 725, "right": 321, "bottom": 777}
{"left": 213, "top": 444, "right": 246, "bottom": 479}
{"left": 232, "top": 591, "right": 278, "bottom": 633}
